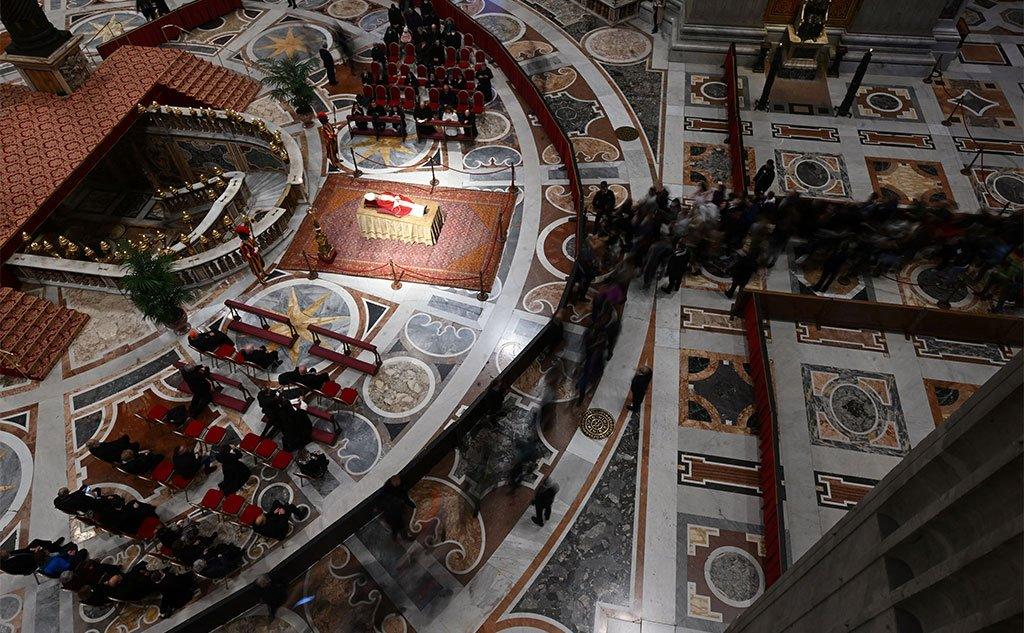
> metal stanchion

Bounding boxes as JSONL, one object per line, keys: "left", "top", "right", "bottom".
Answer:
{"left": 429, "top": 159, "right": 439, "bottom": 187}
{"left": 350, "top": 148, "right": 363, "bottom": 177}
{"left": 942, "top": 99, "right": 963, "bottom": 127}
{"left": 389, "top": 259, "right": 403, "bottom": 289}
{"left": 960, "top": 148, "right": 984, "bottom": 175}
{"left": 303, "top": 252, "right": 318, "bottom": 280}
{"left": 476, "top": 272, "right": 488, "bottom": 302}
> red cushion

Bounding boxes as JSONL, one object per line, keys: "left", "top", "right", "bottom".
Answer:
{"left": 202, "top": 426, "right": 227, "bottom": 445}
{"left": 147, "top": 404, "right": 169, "bottom": 421}
{"left": 221, "top": 494, "right": 245, "bottom": 515}
{"left": 239, "top": 432, "right": 261, "bottom": 453}
{"left": 170, "top": 473, "right": 193, "bottom": 489}
{"left": 199, "top": 488, "right": 224, "bottom": 510}
{"left": 238, "top": 504, "right": 263, "bottom": 526}
{"left": 182, "top": 420, "right": 206, "bottom": 439}
{"left": 320, "top": 381, "right": 340, "bottom": 398}
{"left": 254, "top": 439, "right": 277, "bottom": 459}
{"left": 270, "top": 451, "right": 293, "bottom": 470}
{"left": 339, "top": 387, "right": 358, "bottom": 405}
{"left": 214, "top": 344, "right": 235, "bottom": 358}
{"left": 151, "top": 459, "right": 174, "bottom": 483}
{"left": 136, "top": 516, "right": 161, "bottom": 540}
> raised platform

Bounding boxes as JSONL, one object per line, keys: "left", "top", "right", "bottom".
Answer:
{"left": 280, "top": 175, "right": 514, "bottom": 291}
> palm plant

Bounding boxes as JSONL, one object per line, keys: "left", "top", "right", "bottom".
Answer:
{"left": 254, "top": 55, "right": 320, "bottom": 116}
{"left": 120, "top": 246, "right": 196, "bottom": 328}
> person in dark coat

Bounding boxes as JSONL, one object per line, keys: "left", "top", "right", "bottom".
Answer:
{"left": 318, "top": 45, "right": 336, "bottom": 85}
{"left": 531, "top": 480, "right": 558, "bottom": 526}
{"left": 179, "top": 364, "right": 216, "bottom": 417}
{"left": 153, "top": 0, "right": 170, "bottom": 15}
{"left": 475, "top": 64, "right": 494, "bottom": 101}
{"left": 106, "top": 562, "right": 158, "bottom": 602}
{"left": 725, "top": 252, "right": 758, "bottom": 299}
{"left": 380, "top": 475, "right": 416, "bottom": 540}
{"left": 662, "top": 242, "right": 691, "bottom": 293}
{"left": 0, "top": 547, "right": 44, "bottom": 576}
{"left": 215, "top": 446, "right": 251, "bottom": 495}
{"left": 256, "top": 575, "right": 288, "bottom": 620}
{"left": 592, "top": 181, "right": 616, "bottom": 217}
{"left": 54, "top": 486, "right": 104, "bottom": 516}
{"left": 388, "top": 2, "right": 404, "bottom": 28}
{"left": 172, "top": 445, "right": 212, "bottom": 479}
{"left": 240, "top": 345, "right": 281, "bottom": 370}
{"left": 153, "top": 568, "right": 197, "bottom": 617}
{"left": 753, "top": 159, "right": 775, "bottom": 196}
{"left": 252, "top": 502, "right": 308, "bottom": 540}
{"left": 629, "top": 366, "right": 653, "bottom": 413}
{"left": 88, "top": 435, "right": 140, "bottom": 464}
{"left": 187, "top": 328, "right": 232, "bottom": 353}
{"left": 119, "top": 449, "right": 164, "bottom": 476}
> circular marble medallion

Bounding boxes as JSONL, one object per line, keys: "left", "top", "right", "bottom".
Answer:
{"left": 249, "top": 23, "right": 330, "bottom": 61}
{"left": 363, "top": 357, "right": 435, "bottom": 418}
{"left": 829, "top": 384, "right": 880, "bottom": 436}
{"left": 582, "top": 27, "right": 651, "bottom": 64}
{"left": 700, "top": 81, "right": 728, "bottom": 101}
{"left": 358, "top": 8, "right": 389, "bottom": 32}
{"left": 916, "top": 266, "right": 970, "bottom": 303}
{"left": 990, "top": 171, "right": 1024, "bottom": 206}
{"left": 793, "top": 158, "right": 831, "bottom": 189}
{"left": 581, "top": 408, "right": 614, "bottom": 439}
{"left": 0, "top": 433, "right": 31, "bottom": 535}
{"left": 327, "top": 0, "right": 368, "bottom": 19}
{"left": 257, "top": 481, "right": 296, "bottom": 509}
{"left": 70, "top": 11, "right": 146, "bottom": 50}
{"left": 474, "top": 111, "right": 512, "bottom": 143}
{"left": 704, "top": 546, "right": 764, "bottom": 608}
{"left": 615, "top": 125, "right": 640, "bottom": 142}
{"left": 475, "top": 13, "right": 526, "bottom": 44}
{"left": 865, "top": 91, "right": 902, "bottom": 113}
{"left": 404, "top": 313, "right": 476, "bottom": 357}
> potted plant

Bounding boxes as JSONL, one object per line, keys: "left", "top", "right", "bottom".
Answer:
{"left": 120, "top": 246, "right": 196, "bottom": 333}
{"left": 255, "top": 56, "right": 321, "bottom": 127}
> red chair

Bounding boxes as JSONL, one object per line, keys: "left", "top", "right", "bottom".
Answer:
{"left": 181, "top": 419, "right": 207, "bottom": 440}
{"left": 402, "top": 86, "right": 416, "bottom": 109}
{"left": 374, "top": 84, "right": 388, "bottom": 106}
{"left": 201, "top": 425, "right": 227, "bottom": 446}
{"left": 221, "top": 494, "right": 245, "bottom": 516}
{"left": 136, "top": 516, "right": 161, "bottom": 541}
{"left": 135, "top": 403, "right": 169, "bottom": 425}
{"left": 434, "top": 66, "right": 445, "bottom": 83}
{"left": 473, "top": 91, "right": 484, "bottom": 114}
{"left": 387, "top": 62, "right": 398, "bottom": 82}
{"left": 428, "top": 87, "right": 439, "bottom": 110}
{"left": 464, "top": 33, "right": 474, "bottom": 47}
{"left": 416, "top": 64, "right": 427, "bottom": 82}
{"left": 238, "top": 504, "right": 263, "bottom": 527}
{"left": 403, "top": 43, "right": 415, "bottom": 64}
{"left": 362, "top": 85, "right": 374, "bottom": 102}
{"left": 459, "top": 47, "right": 471, "bottom": 69}
{"left": 254, "top": 439, "right": 277, "bottom": 460}
{"left": 211, "top": 343, "right": 235, "bottom": 368}
{"left": 270, "top": 451, "right": 293, "bottom": 470}
{"left": 370, "top": 61, "right": 382, "bottom": 78}
{"left": 389, "top": 85, "right": 402, "bottom": 108}
{"left": 457, "top": 89, "right": 470, "bottom": 111}
{"left": 445, "top": 46, "right": 456, "bottom": 67}
{"left": 474, "top": 50, "right": 485, "bottom": 68}
{"left": 388, "top": 42, "right": 400, "bottom": 62}
{"left": 451, "top": 67, "right": 463, "bottom": 83}
{"left": 151, "top": 460, "right": 174, "bottom": 484}
{"left": 239, "top": 432, "right": 261, "bottom": 453}
{"left": 198, "top": 488, "right": 224, "bottom": 512}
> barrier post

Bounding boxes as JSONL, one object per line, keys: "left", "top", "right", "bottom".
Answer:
{"left": 476, "top": 272, "right": 488, "bottom": 302}
{"left": 960, "top": 148, "right": 983, "bottom": 175}
{"left": 510, "top": 164, "right": 516, "bottom": 192}
{"left": 389, "top": 259, "right": 402, "bottom": 289}
{"left": 303, "top": 251, "right": 318, "bottom": 280}
{"left": 497, "top": 210, "right": 505, "bottom": 243}
{"left": 350, "top": 148, "right": 363, "bottom": 177}
{"left": 429, "top": 159, "right": 439, "bottom": 187}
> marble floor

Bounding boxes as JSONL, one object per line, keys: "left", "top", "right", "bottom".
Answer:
{"left": 1, "top": 0, "right": 1022, "bottom": 631}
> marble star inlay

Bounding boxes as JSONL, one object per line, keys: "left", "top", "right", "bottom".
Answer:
{"left": 256, "top": 27, "right": 316, "bottom": 59}
{"left": 268, "top": 288, "right": 343, "bottom": 362}
{"left": 949, "top": 89, "right": 999, "bottom": 116}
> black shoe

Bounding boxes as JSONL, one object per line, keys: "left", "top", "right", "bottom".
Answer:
{"left": 531, "top": 517, "right": 543, "bottom": 526}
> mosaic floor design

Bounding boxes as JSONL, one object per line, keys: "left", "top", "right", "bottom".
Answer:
{"left": 966, "top": 166, "right": 1024, "bottom": 211}
{"left": 814, "top": 471, "right": 877, "bottom": 511}
{"left": 680, "top": 350, "right": 755, "bottom": 435}
{"left": 896, "top": 261, "right": 988, "bottom": 313}
{"left": 802, "top": 364, "right": 911, "bottom": 457}
{"left": 0, "top": 405, "right": 37, "bottom": 551}
{"left": 685, "top": 72, "right": 750, "bottom": 110}
{"left": 677, "top": 514, "right": 766, "bottom": 631}
{"left": 789, "top": 248, "right": 875, "bottom": 301}
{"left": 774, "top": 150, "right": 852, "bottom": 199}
{"left": 923, "top": 378, "right": 980, "bottom": 426}
{"left": 683, "top": 142, "right": 757, "bottom": 190}
{"left": 958, "top": 42, "right": 1012, "bottom": 66}
{"left": 912, "top": 335, "right": 1017, "bottom": 367}
{"left": 961, "top": 0, "right": 1024, "bottom": 35}
{"left": 864, "top": 157, "right": 955, "bottom": 206}
{"left": 795, "top": 323, "right": 888, "bottom": 353}
{"left": 931, "top": 78, "right": 1018, "bottom": 128}
{"left": 852, "top": 84, "right": 924, "bottom": 121}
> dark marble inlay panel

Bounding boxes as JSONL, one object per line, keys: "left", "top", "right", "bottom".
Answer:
{"left": 72, "top": 350, "right": 180, "bottom": 410}
{"left": 602, "top": 62, "right": 663, "bottom": 155}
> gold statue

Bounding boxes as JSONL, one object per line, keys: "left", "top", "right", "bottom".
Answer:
{"left": 312, "top": 218, "right": 337, "bottom": 264}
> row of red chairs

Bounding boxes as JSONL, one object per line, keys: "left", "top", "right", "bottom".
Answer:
{"left": 362, "top": 84, "right": 485, "bottom": 113}
{"left": 381, "top": 41, "right": 481, "bottom": 67}
{"left": 239, "top": 432, "right": 293, "bottom": 470}
{"left": 195, "top": 489, "right": 263, "bottom": 528}
{"left": 369, "top": 61, "right": 479, "bottom": 90}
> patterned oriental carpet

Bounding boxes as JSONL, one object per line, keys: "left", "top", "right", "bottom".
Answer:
{"left": 281, "top": 175, "right": 515, "bottom": 291}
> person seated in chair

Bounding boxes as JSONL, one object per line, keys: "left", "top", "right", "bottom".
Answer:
{"left": 119, "top": 448, "right": 164, "bottom": 476}
{"left": 88, "top": 435, "right": 140, "bottom": 464}
{"left": 438, "top": 85, "right": 457, "bottom": 111}
{"left": 389, "top": 106, "right": 407, "bottom": 135}
{"left": 154, "top": 568, "right": 197, "bottom": 618}
{"left": 40, "top": 545, "right": 86, "bottom": 579}
{"left": 59, "top": 557, "right": 120, "bottom": 592}
{"left": 240, "top": 345, "right": 282, "bottom": 371}
{"left": 54, "top": 485, "right": 106, "bottom": 517}
{"left": 187, "top": 328, "right": 232, "bottom": 354}
{"left": 448, "top": 69, "right": 466, "bottom": 91}
{"left": 352, "top": 102, "right": 370, "bottom": 131}
{"left": 297, "top": 448, "right": 329, "bottom": 479}
{"left": 0, "top": 538, "right": 67, "bottom": 575}
{"left": 93, "top": 491, "right": 157, "bottom": 535}
{"left": 170, "top": 528, "right": 215, "bottom": 566}
{"left": 278, "top": 365, "right": 330, "bottom": 391}
{"left": 215, "top": 445, "right": 252, "bottom": 495}
{"left": 192, "top": 543, "right": 244, "bottom": 579}
{"left": 251, "top": 502, "right": 309, "bottom": 540}
{"left": 172, "top": 445, "right": 214, "bottom": 480}
{"left": 475, "top": 64, "right": 494, "bottom": 102}
{"left": 415, "top": 97, "right": 436, "bottom": 135}
{"left": 441, "top": 105, "right": 460, "bottom": 137}
{"left": 105, "top": 562, "right": 158, "bottom": 602}
{"left": 459, "top": 108, "right": 476, "bottom": 139}
{"left": 279, "top": 405, "right": 313, "bottom": 452}
{"left": 179, "top": 364, "right": 218, "bottom": 417}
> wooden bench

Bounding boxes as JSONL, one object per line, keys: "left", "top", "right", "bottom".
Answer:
{"left": 173, "top": 361, "right": 252, "bottom": 413}
{"left": 416, "top": 118, "right": 476, "bottom": 142}
{"left": 224, "top": 300, "right": 298, "bottom": 348}
{"left": 307, "top": 325, "right": 381, "bottom": 376}
{"left": 347, "top": 114, "right": 407, "bottom": 139}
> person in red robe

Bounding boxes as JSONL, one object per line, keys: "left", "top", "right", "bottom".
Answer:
{"left": 236, "top": 225, "right": 267, "bottom": 284}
